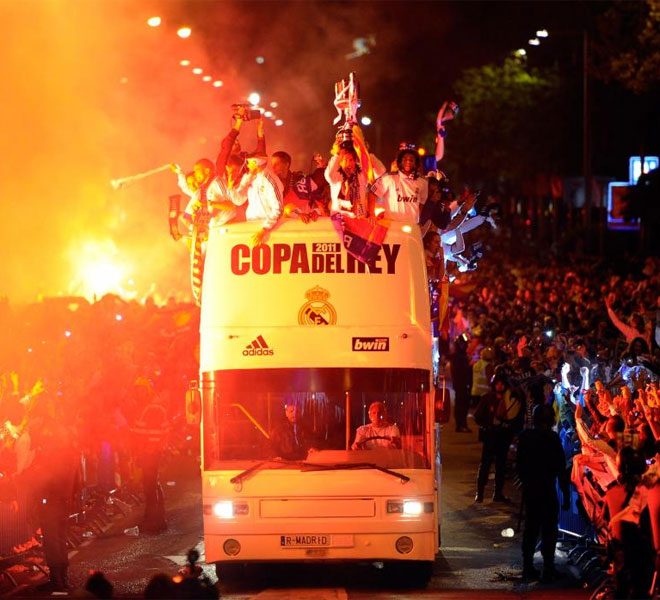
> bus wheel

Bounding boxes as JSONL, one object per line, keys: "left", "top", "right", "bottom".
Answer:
{"left": 384, "top": 560, "right": 433, "bottom": 588}
{"left": 215, "top": 561, "right": 245, "bottom": 585}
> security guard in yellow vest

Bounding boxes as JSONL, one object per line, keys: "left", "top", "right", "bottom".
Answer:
{"left": 471, "top": 346, "right": 494, "bottom": 404}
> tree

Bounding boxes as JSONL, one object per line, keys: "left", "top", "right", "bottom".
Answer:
{"left": 429, "top": 56, "right": 571, "bottom": 192}
{"left": 591, "top": 0, "right": 660, "bottom": 95}
{"left": 591, "top": 0, "right": 660, "bottom": 189}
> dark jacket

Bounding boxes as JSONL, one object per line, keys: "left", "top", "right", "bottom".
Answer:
{"left": 450, "top": 350, "right": 473, "bottom": 393}
{"left": 516, "top": 427, "right": 569, "bottom": 500}
{"left": 270, "top": 421, "right": 312, "bottom": 460}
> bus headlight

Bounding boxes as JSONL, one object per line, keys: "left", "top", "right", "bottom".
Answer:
{"left": 387, "top": 500, "right": 423, "bottom": 515}
{"left": 213, "top": 501, "right": 249, "bottom": 518}
{"left": 403, "top": 501, "right": 423, "bottom": 515}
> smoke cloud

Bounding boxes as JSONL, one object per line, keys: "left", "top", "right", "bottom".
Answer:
{"left": 0, "top": 0, "right": 445, "bottom": 304}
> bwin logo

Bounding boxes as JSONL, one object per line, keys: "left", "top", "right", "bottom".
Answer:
{"left": 243, "top": 335, "right": 274, "bottom": 356}
{"left": 352, "top": 337, "right": 389, "bottom": 351}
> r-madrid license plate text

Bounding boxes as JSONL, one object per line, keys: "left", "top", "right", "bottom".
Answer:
{"left": 280, "top": 534, "right": 329, "bottom": 547}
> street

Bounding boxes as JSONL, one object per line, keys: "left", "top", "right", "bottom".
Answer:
{"left": 12, "top": 422, "right": 591, "bottom": 599}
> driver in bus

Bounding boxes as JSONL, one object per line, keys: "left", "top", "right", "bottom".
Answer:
{"left": 352, "top": 401, "right": 402, "bottom": 450}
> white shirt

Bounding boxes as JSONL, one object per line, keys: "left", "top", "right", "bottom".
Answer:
{"left": 176, "top": 172, "right": 194, "bottom": 198}
{"left": 231, "top": 167, "right": 284, "bottom": 230}
{"left": 183, "top": 177, "right": 236, "bottom": 227}
{"left": 325, "top": 155, "right": 370, "bottom": 218}
{"left": 352, "top": 422, "right": 401, "bottom": 449}
{"left": 370, "top": 171, "right": 428, "bottom": 223}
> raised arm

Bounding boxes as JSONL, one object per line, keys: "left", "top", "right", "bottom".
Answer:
{"left": 605, "top": 299, "right": 637, "bottom": 342}
{"left": 435, "top": 103, "right": 447, "bottom": 162}
{"left": 253, "top": 116, "right": 266, "bottom": 155}
{"left": 324, "top": 153, "right": 343, "bottom": 185}
{"left": 216, "top": 119, "right": 242, "bottom": 175}
{"left": 170, "top": 164, "right": 194, "bottom": 197}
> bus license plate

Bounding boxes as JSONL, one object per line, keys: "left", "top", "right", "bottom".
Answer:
{"left": 280, "top": 534, "right": 354, "bottom": 548}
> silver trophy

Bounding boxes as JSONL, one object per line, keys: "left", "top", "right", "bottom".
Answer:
{"left": 333, "top": 72, "right": 361, "bottom": 144}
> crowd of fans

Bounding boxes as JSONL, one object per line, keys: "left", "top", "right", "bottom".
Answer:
{"left": 0, "top": 293, "right": 199, "bottom": 591}
{"left": 435, "top": 227, "right": 660, "bottom": 594}
{"left": 2, "top": 64, "right": 658, "bottom": 593}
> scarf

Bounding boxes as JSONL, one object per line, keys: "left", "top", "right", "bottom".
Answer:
{"left": 339, "top": 169, "right": 365, "bottom": 217}
{"left": 190, "top": 184, "right": 211, "bottom": 306}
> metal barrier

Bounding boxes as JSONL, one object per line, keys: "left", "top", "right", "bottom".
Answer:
{"left": 558, "top": 482, "right": 595, "bottom": 540}
{"left": 0, "top": 448, "right": 144, "bottom": 593}
{"left": 0, "top": 498, "right": 30, "bottom": 557}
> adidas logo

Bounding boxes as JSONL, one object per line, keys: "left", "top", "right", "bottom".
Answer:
{"left": 243, "top": 335, "right": 274, "bottom": 356}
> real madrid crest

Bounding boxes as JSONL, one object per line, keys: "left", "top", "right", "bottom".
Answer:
{"left": 298, "top": 286, "right": 337, "bottom": 326}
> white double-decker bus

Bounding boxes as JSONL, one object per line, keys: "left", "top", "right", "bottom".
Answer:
{"left": 192, "top": 218, "right": 438, "bottom": 584}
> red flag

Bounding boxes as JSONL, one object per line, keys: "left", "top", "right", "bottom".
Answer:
{"left": 331, "top": 214, "right": 390, "bottom": 265}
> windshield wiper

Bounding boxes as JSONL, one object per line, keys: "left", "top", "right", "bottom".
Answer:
{"left": 231, "top": 460, "right": 410, "bottom": 484}
{"left": 230, "top": 458, "right": 312, "bottom": 484}
{"left": 301, "top": 462, "right": 410, "bottom": 483}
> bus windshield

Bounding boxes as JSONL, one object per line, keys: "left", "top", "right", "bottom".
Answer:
{"left": 203, "top": 369, "right": 430, "bottom": 471}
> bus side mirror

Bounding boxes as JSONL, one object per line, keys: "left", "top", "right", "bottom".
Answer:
{"left": 186, "top": 381, "right": 201, "bottom": 425}
{"left": 434, "top": 379, "right": 450, "bottom": 424}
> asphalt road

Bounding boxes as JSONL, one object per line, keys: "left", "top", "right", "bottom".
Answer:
{"left": 17, "top": 421, "right": 593, "bottom": 599}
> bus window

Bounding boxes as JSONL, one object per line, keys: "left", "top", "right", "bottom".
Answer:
{"left": 203, "top": 385, "right": 429, "bottom": 470}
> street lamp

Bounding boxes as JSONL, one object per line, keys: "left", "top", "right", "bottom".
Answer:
{"left": 526, "top": 27, "right": 593, "bottom": 244}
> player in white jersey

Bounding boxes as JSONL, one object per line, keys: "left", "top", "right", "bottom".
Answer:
{"left": 180, "top": 158, "right": 236, "bottom": 230}
{"left": 368, "top": 144, "right": 428, "bottom": 224}
{"left": 230, "top": 151, "right": 284, "bottom": 246}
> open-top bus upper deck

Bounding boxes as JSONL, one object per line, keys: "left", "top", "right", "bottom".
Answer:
{"left": 200, "top": 218, "right": 431, "bottom": 373}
